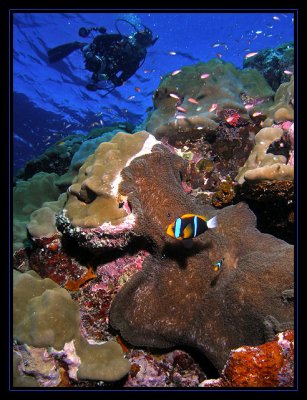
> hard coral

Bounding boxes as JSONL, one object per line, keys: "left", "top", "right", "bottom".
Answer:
{"left": 243, "top": 42, "right": 294, "bottom": 91}
{"left": 13, "top": 270, "right": 130, "bottom": 383}
{"left": 147, "top": 59, "right": 274, "bottom": 141}
{"left": 109, "top": 201, "right": 293, "bottom": 372}
{"left": 65, "top": 131, "right": 151, "bottom": 228}
{"left": 57, "top": 131, "right": 160, "bottom": 251}
{"left": 235, "top": 127, "right": 293, "bottom": 184}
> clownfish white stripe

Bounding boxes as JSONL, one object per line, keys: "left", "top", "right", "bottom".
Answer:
{"left": 207, "top": 216, "right": 217, "bottom": 229}
{"left": 175, "top": 218, "right": 182, "bottom": 238}
{"left": 194, "top": 215, "right": 198, "bottom": 237}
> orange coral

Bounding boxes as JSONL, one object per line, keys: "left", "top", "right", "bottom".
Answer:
{"left": 65, "top": 266, "right": 97, "bottom": 291}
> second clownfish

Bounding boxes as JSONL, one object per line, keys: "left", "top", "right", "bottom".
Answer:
{"left": 166, "top": 214, "right": 217, "bottom": 240}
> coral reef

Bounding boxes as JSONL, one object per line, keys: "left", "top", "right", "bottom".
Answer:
{"left": 146, "top": 59, "right": 274, "bottom": 142}
{"left": 243, "top": 42, "right": 294, "bottom": 91}
{"left": 13, "top": 172, "right": 61, "bottom": 252}
{"left": 65, "top": 131, "right": 151, "bottom": 228}
{"left": 235, "top": 180, "right": 294, "bottom": 243}
{"left": 14, "top": 124, "right": 131, "bottom": 182}
{"left": 235, "top": 126, "right": 293, "bottom": 184}
{"left": 199, "top": 330, "right": 294, "bottom": 387}
{"left": 268, "top": 77, "right": 294, "bottom": 122}
{"left": 57, "top": 131, "right": 160, "bottom": 250}
{"left": 69, "top": 128, "right": 122, "bottom": 171}
{"left": 108, "top": 150, "right": 294, "bottom": 372}
{"left": 123, "top": 349, "right": 206, "bottom": 387}
{"left": 13, "top": 54, "right": 295, "bottom": 387}
{"left": 13, "top": 270, "right": 130, "bottom": 383}
{"left": 27, "top": 193, "right": 67, "bottom": 243}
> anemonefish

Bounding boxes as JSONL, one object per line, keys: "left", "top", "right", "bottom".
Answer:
{"left": 213, "top": 258, "right": 224, "bottom": 272}
{"left": 166, "top": 214, "right": 217, "bottom": 240}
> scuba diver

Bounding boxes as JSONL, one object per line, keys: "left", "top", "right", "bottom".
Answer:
{"left": 47, "top": 19, "right": 158, "bottom": 94}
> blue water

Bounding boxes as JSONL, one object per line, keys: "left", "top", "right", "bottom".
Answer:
{"left": 13, "top": 11, "right": 294, "bottom": 173}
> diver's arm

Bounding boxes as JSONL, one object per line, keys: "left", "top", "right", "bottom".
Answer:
{"left": 111, "top": 63, "right": 139, "bottom": 86}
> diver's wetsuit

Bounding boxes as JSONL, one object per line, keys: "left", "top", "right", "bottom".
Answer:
{"left": 83, "top": 33, "right": 147, "bottom": 87}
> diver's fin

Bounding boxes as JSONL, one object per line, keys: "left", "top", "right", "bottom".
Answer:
{"left": 47, "top": 41, "right": 86, "bottom": 63}
{"left": 207, "top": 216, "right": 217, "bottom": 229}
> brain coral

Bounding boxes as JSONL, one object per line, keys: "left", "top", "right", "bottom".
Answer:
{"left": 146, "top": 59, "right": 274, "bottom": 142}
{"left": 108, "top": 148, "right": 294, "bottom": 372}
{"left": 13, "top": 270, "right": 130, "bottom": 382}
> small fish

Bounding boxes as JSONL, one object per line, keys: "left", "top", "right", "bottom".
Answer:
{"left": 208, "top": 103, "right": 218, "bottom": 112}
{"left": 135, "top": 87, "right": 141, "bottom": 92}
{"left": 244, "top": 52, "right": 258, "bottom": 58}
{"left": 196, "top": 126, "right": 204, "bottom": 130}
{"left": 252, "top": 112, "right": 262, "bottom": 117}
{"left": 95, "top": 111, "right": 103, "bottom": 116}
{"left": 273, "top": 16, "right": 280, "bottom": 20}
{"left": 188, "top": 97, "right": 199, "bottom": 104}
{"left": 65, "top": 124, "right": 72, "bottom": 129}
{"left": 176, "top": 106, "right": 187, "bottom": 113}
{"left": 168, "top": 51, "right": 177, "bottom": 55}
{"left": 266, "top": 34, "right": 273, "bottom": 37}
{"left": 216, "top": 53, "right": 222, "bottom": 59}
{"left": 266, "top": 24, "right": 273, "bottom": 28}
{"left": 255, "top": 30, "right": 262, "bottom": 34}
{"left": 196, "top": 106, "right": 203, "bottom": 111}
{"left": 283, "top": 70, "right": 293, "bottom": 75}
{"left": 99, "top": 119, "right": 104, "bottom": 126}
{"left": 244, "top": 104, "right": 254, "bottom": 110}
{"left": 166, "top": 214, "right": 217, "bottom": 240}
{"left": 213, "top": 258, "right": 224, "bottom": 272}
{"left": 127, "top": 95, "right": 135, "bottom": 100}
{"left": 175, "top": 114, "right": 186, "bottom": 119}
{"left": 200, "top": 73, "right": 210, "bottom": 79}
{"left": 90, "top": 122, "right": 100, "bottom": 127}
{"left": 171, "top": 69, "right": 182, "bottom": 76}
{"left": 212, "top": 43, "right": 220, "bottom": 48}
{"left": 226, "top": 116, "right": 235, "bottom": 124}
{"left": 169, "top": 93, "right": 180, "bottom": 100}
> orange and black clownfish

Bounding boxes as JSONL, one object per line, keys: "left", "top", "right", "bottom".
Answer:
{"left": 166, "top": 213, "right": 217, "bottom": 240}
